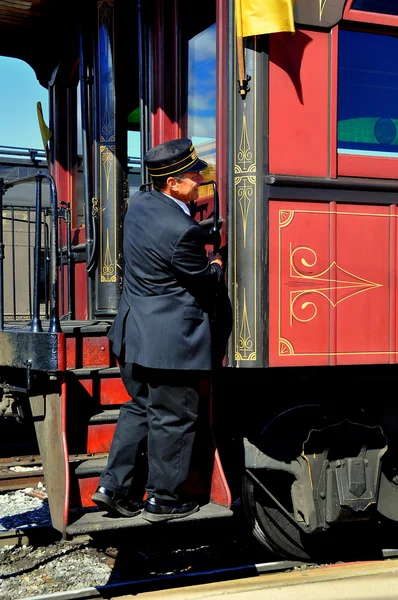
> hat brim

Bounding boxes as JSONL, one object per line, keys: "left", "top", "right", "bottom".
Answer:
{"left": 183, "top": 157, "right": 208, "bottom": 173}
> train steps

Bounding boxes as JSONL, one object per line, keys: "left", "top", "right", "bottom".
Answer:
{"left": 71, "top": 456, "right": 109, "bottom": 511}
{"left": 66, "top": 501, "right": 234, "bottom": 536}
{"left": 69, "top": 445, "right": 231, "bottom": 536}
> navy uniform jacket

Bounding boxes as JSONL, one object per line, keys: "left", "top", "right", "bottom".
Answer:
{"left": 108, "top": 188, "right": 226, "bottom": 371}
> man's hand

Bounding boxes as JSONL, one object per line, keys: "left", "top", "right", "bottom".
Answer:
{"left": 208, "top": 250, "right": 223, "bottom": 269}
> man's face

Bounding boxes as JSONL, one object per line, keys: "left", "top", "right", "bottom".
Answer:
{"left": 173, "top": 171, "right": 204, "bottom": 202}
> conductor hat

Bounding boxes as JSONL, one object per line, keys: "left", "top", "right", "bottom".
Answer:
{"left": 144, "top": 138, "right": 208, "bottom": 178}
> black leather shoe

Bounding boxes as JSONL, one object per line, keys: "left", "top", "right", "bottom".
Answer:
{"left": 141, "top": 498, "right": 199, "bottom": 523}
{"left": 92, "top": 487, "right": 142, "bottom": 518}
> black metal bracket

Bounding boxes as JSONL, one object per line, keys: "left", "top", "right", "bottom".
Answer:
{"left": 86, "top": 197, "right": 99, "bottom": 274}
{"left": 58, "top": 201, "right": 71, "bottom": 221}
{"left": 198, "top": 179, "right": 221, "bottom": 253}
{"left": 29, "top": 149, "right": 40, "bottom": 166}
{"left": 237, "top": 74, "right": 251, "bottom": 98}
{"left": 0, "top": 360, "right": 32, "bottom": 395}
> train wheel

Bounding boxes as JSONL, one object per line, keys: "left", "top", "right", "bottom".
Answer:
{"left": 241, "top": 405, "right": 387, "bottom": 562}
{"left": 242, "top": 464, "right": 383, "bottom": 563}
{"left": 242, "top": 468, "right": 314, "bottom": 561}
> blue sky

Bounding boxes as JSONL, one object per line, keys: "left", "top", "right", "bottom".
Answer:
{"left": 0, "top": 55, "right": 143, "bottom": 157}
{"left": 0, "top": 56, "right": 49, "bottom": 150}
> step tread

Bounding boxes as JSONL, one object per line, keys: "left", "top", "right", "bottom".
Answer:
{"left": 89, "top": 409, "right": 120, "bottom": 423}
{"left": 74, "top": 457, "right": 108, "bottom": 476}
{"left": 2, "top": 320, "right": 112, "bottom": 334}
{"left": 66, "top": 502, "right": 233, "bottom": 536}
{"left": 70, "top": 366, "right": 120, "bottom": 376}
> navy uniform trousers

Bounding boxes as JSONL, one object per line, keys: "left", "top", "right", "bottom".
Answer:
{"left": 99, "top": 362, "right": 202, "bottom": 503}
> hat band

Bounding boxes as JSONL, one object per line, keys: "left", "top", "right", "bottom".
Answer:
{"left": 148, "top": 150, "right": 200, "bottom": 177}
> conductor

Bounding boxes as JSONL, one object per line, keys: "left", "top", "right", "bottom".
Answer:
{"left": 92, "top": 138, "right": 228, "bottom": 522}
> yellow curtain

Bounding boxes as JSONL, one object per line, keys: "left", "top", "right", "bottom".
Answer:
{"left": 37, "top": 101, "right": 52, "bottom": 163}
{"left": 239, "top": 0, "right": 295, "bottom": 37}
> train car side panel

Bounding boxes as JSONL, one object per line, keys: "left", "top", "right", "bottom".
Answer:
{"left": 269, "top": 30, "right": 329, "bottom": 177}
{"left": 269, "top": 200, "right": 393, "bottom": 366}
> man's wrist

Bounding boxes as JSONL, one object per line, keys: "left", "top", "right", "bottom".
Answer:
{"left": 211, "top": 259, "right": 223, "bottom": 268}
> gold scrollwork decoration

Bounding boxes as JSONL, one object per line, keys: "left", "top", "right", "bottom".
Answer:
{"left": 279, "top": 338, "right": 294, "bottom": 355}
{"left": 235, "top": 163, "right": 257, "bottom": 174}
{"left": 100, "top": 145, "right": 115, "bottom": 200}
{"left": 235, "top": 176, "right": 255, "bottom": 248}
{"left": 236, "top": 288, "right": 255, "bottom": 360}
{"left": 100, "top": 96, "right": 114, "bottom": 142}
{"left": 290, "top": 295, "right": 318, "bottom": 324}
{"left": 101, "top": 228, "right": 116, "bottom": 282}
{"left": 279, "top": 210, "right": 295, "bottom": 228}
{"left": 235, "top": 113, "right": 255, "bottom": 174}
{"left": 290, "top": 245, "right": 317, "bottom": 275}
{"left": 235, "top": 351, "right": 257, "bottom": 361}
{"left": 288, "top": 245, "right": 382, "bottom": 324}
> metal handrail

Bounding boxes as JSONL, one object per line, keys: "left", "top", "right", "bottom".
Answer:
{"left": 0, "top": 145, "right": 46, "bottom": 156}
{"left": 0, "top": 172, "right": 61, "bottom": 333}
{"left": 31, "top": 176, "right": 43, "bottom": 332}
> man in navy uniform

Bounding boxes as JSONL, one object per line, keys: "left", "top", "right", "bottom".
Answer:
{"left": 92, "top": 138, "right": 227, "bottom": 522}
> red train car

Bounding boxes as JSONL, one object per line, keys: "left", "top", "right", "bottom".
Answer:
{"left": 1, "top": 0, "right": 398, "bottom": 561}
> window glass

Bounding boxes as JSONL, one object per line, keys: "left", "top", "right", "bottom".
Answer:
{"left": 351, "top": 0, "right": 398, "bottom": 16}
{"left": 128, "top": 131, "right": 141, "bottom": 199}
{"left": 338, "top": 29, "right": 398, "bottom": 158}
{"left": 187, "top": 20, "right": 216, "bottom": 198}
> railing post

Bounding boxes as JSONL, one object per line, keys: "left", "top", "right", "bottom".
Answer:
{"left": 2, "top": 172, "right": 61, "bottom": 333}
{"left": 46, "top": 174, "right": 61, "bottom": 333}
{"left": 64, "top": 203, "right": 73, "bottom": 319}
{"left": 30, "top": 175, "right": 43, "bottom": 332}
{"left": 79, "top": 25, "right": 96, "bottom": 320}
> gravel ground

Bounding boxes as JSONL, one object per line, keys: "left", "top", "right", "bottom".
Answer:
{"left": 0, "top": 486, "right": 50, "bottom": 531}
{"left": 3, "top": 481, "right": 397, "bottom": 600}
{"left": 0, "top": 542, "right": 114, "bottom": 599}
{"left": 0, "top": 486, "right": 271, "bottom": 600}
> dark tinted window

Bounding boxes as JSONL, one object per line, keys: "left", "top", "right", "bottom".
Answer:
{"left": 338, "top": 29, "right": 398, "bottom": 157}
{"left": 351, "top": 0, "right": 398, "bottom": 16}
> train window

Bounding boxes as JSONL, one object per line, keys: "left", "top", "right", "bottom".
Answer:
{"left": 337, "top": 29, "right": 398, "bottom": 160}
{"left": 183, "top": 1, "right": 216, "bottom": 196}
{"left": 187, "top": 22, "right": 216, "bottom": 178}
{"left": 350, "top": 0, "right": 398, "bottom": 16}
{"left": 181, "top": 0, "right": 217, "bottom": 195}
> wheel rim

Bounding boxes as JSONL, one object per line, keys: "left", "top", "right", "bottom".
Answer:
{"left": 242, "top": 468, "right": 313, "bottom": 560}
{"left": 241, "top": 404, "right": 384, "bottom": 562}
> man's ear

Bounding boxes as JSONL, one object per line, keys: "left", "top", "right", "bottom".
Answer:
{"left": 167, "top": 176, "right": 179, "bottom": 191}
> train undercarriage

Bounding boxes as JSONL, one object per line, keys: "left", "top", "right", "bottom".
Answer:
{"left": 234, "top": 370, "right": 398, "bottom": 561}
{"left": 3, "top": 357, "right": 398, "bottom": 561}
